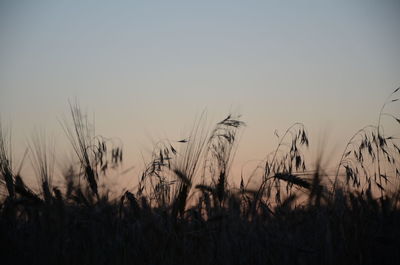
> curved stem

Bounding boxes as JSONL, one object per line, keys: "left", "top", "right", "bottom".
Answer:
{"left": 256, "top": 123, "right": 304, "bottom": 204}
{"left": 375, "top": 91, "right": 396, "bottom": 195}
{"left": 333, "top": 125, "right": 376, "bottom": 190}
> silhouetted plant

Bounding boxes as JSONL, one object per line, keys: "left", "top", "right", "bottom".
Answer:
{"left": 254, "top": 123, "right": 309, "bottom": 206}
{"left": 29, "top": 131, "right": 55, "bottom": 203}
{"left": 0, "top": 122, "right": 14, "bottom": 199}
{"left": 335, "top": 87, "right": 400, "bottom": 195}
{"left": 206, "top": 114, "right": 245, "bottom": 204}
{"left": 1, "top": 90, "right": 400, "bottom": 265}
{"left": 60, "top": 101, "right": 123, "bottom": 200}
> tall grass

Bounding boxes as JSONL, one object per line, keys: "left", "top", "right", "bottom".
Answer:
{"left": 0, "top": 122, "right": 14, "bottom": 199}
{"left": 29, "top": 131, "right": 54, "bottom": 203}
{"left": 334, "top": 87, "right": 400, "bottom": 194}
{"left": 1, "top": 89, "right": 400, "bottom": 265}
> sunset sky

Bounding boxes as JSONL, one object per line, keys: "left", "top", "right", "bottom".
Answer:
{"left": 1, "top": 1, "right": 399, "bottom": 188}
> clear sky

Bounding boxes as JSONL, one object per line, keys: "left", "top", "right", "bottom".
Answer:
{"left": 1, "top": 0, "right": 399, "bottom": 188}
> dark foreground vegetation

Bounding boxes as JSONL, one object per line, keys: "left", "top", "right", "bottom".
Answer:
{"left": 1, "top": 89, "right": 400, "bottom": 265}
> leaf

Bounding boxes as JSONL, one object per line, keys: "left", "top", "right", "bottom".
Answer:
{"left": 375, "top": 181, "right": 384, "bottom": 191}
{"left": 170, "top": 145, "right": 177, "bottom": 154}
{"left": 380, "top": 174, "right": 388, "bottom": 181}
{"left": 394, "top": 144, "right": 400, "bottom": 154}
{"left": 219, "top": 114, "right": 231, "bottom": 124}
{"left": 295, "top": 155, "right": 302, "bottom": 169}
{"left": 274, "top": 129, "right": 279, "bottom": 138}
{"left": 174, "top": 169, "right": 191, "bottom": 185}
{"left": 195, "top": 184, "right": 213, "bottom": 193}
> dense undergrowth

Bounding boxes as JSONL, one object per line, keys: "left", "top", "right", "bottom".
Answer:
{"left": 1, "top": 89, "right": 400, "bottom": 265}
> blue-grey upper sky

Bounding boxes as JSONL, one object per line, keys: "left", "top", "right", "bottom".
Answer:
{"left": 0, "top": 0, "right": 399, "bottom": 184}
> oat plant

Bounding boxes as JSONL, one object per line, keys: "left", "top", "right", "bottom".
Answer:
{"left": 335, "top": 87, "right": 400, "bottom": 195}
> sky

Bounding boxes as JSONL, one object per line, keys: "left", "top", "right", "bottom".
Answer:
{"left": 0, "top": 0, "right": 399, "bottom": 189}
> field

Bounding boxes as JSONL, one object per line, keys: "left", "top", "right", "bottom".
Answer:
{"left": 1, "top": 89, "right": 400, "bottom": 265}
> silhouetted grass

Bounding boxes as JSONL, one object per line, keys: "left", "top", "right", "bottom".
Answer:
{"left": 1, "top": 89, "right": 400, "bottom": 265}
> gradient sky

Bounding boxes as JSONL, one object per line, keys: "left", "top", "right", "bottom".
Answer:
{"left": 1, "top": 0, "right": 399, "bottom": 188}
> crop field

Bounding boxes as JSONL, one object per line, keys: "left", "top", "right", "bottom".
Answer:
{"left": 1, "top": 89, "right": 400, "bottom": 265}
